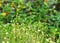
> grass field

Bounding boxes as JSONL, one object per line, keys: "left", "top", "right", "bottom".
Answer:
{"left": 0, "top": 21, "right": 60, "bottom": 43}
{"left": 0, "top": 0, "right": 60, "bottom": 43}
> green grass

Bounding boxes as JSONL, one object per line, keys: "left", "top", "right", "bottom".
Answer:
{"left": 0, "top": 0, "right": 60, "bottom": 43}
{"left": 0, "top": 21, "right": 60, "bottom": 43}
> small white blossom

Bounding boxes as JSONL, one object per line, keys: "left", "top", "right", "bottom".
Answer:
{"left": 38, "top": 30, "right": 41, "bottom": 32}
{"left": 46, "top": 39, "right": 49, "bottom": 42}
{"left": 7, "top": 41, "right": 9, "bottom": 43}
{"left": 2, "top": 41, "right": 5, "bottom": 43}
{"left": 4, "top": 37, "right": 6, "bottom": 39}
{"left": 6, "top": 32, "right": 8, "bottom": 35}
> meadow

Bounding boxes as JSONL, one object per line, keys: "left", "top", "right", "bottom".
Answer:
{"left": 0, "top": 0, "right": 60, "bottom": 43}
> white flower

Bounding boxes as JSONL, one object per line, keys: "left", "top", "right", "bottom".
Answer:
{"left": 2, "top": 41, "right": 5, "bottom": 43}
{"left": 38, "top": 30, "right": 41, "bottom": 32}
{"left": 46, "top": 39, "right": 49, "bottom": 42}
{"left": 7, "top": 41, "right": 9, "bottom": 43}
{"left": 6, "top": 32, "right": 8, "bottom": 35}
{"left": 4, "top": 37, "right": 6, "bottom": 39}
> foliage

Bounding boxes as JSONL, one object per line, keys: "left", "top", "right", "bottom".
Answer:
{"left": 0, "top": 0, "right": 60, "bottom": 43}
